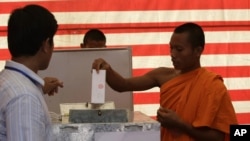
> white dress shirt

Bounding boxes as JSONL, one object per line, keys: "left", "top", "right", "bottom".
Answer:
{"left": 0, "top": 60, "right": 53, "bottom": 141}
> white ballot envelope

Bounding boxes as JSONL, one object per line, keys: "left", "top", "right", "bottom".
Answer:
{"left": 91, "top": 69, "right": 106, "bottom": 103}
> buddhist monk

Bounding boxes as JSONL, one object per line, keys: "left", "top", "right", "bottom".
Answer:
{"left": 92, "top": 22, "right": 238, "bottom": 141}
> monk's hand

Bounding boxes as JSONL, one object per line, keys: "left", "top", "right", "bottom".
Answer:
{"left": 157, "top": 107, "right": 184, "bottom": 131}
{"left": 43, "top": 77, "right": 64, "bottom": 96}
{"left": 92, "top": 58, "right": 110, "bottom": 73}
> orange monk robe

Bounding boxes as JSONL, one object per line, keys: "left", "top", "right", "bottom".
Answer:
{"left": 160, "top": 67, "right": 238, "bottom": 141}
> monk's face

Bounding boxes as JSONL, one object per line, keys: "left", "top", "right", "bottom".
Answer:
{"left": 169, "top": 32, "right": 201, "bottom": 73}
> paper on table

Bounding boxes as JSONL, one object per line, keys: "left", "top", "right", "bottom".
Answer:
{"left": 91, "top": 69, "right": 106, "bottom": 104}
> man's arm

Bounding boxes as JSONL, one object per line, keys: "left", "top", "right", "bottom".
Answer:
{"left": 92, "top": 58, "right": 160, "bottom": 92}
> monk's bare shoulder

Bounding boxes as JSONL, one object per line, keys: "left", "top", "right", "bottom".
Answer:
{"left": 145, "top": 67, "right": 178, "bottom": 86}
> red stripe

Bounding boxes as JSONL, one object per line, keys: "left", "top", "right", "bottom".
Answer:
{"left": 133, "top": 69, "right": 153, "bottom": 76}
{"left": 133, "top": 89, "right": 250, "bottom": 104}
{"left": 0, "top": 49, "right": 10, "bottom": 60}
{"left": 0, "top": 48, "right": 81, "bottom": 60}
{"left": 230, "top": 90, "right": 250, "bottom": 101}
{"left": 133, "top": 66, "right": 250, "bottom": 78}
{"left": 133, "top": 92, "right": 160, "bottom": 104}
{"left": 0, "top": 0, "right": 249, "bottom": 13}
{"left": 203, "top": 43, "right": 250, "bottom": 55}
{"left": 131, "top": 45, "right": 169, "bottom": 56}
{"left": 236, "top": 113, "right": 250, "bottom": 124}
{"left": 131, "top": 43, "right": 250, "bottom": 56}
{"left": 2, "top": 21, "right": 249, "bottom": 36}
{"left": 150, "top": 113, "right": 250, "bottom": 124}
{"left": 1, "top": 42, "right": 250, "bottom": 59}
{"left": 56, "top": 21, "right": 250, "bottom": 32}
{"left": 1, "top": 43, "right": 250, "bottom": 59}
{"left": 205, "top": 66, "right": 250, "bottom": 78}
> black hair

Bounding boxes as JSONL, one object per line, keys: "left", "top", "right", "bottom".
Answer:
{"left": 7, "top": 4, "right": 58, "bottom": 57}
{"left": 174, "top": 22, "right": 205, "bottom": 50}
{"left": 83, "top": 29, "right": 106, "bottom": 45}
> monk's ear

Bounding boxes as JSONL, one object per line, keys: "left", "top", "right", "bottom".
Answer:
{"left": 195, "top": 46, "right": 203, "bottom": 56}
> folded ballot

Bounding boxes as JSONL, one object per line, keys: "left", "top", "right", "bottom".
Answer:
{"left": 91, "top": 69, "right": 106, "bottom": 104}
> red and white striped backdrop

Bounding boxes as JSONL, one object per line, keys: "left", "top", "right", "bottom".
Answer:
{"left": 0, "top": 0, "right": 250, "bottom": 124}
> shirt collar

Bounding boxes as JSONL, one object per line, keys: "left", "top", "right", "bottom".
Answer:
{"left": 5, "top": 60, "right": 45, "bottom": 86}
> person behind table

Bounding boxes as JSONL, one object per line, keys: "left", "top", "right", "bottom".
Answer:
{"left": 91, "top": 22, "right": 238, "bottom": 141}
{"left": 0, "top": 4, "right": 58, "bottom": 141}
{"left": 80, "top": 28, "right": 106, "bottom": 48}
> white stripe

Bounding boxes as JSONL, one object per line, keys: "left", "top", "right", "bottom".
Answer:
{"left": 57, "top": 31, "right": 250, "bottom": 45}
{"left": 132, "top": 54, "right": 250, "bottom": 68}
{"left": 134, "top": 101, "right": 250, "bottom": 116}
{"left": 134, "top": 87, "right": 161, "bottom": 94}
{"left": 1, "top": 9, "right": 249, "bottom": 26}
{"left": 55, "top": 10, "right": 250, "bottom": 23}
{"left": 1, "top": 31, "right": 250, "bottom": 49}
{"left": 233, "top": 101, "right": 250, "bottom": 114}
{"left": 0, "top": 61, "right": 5, "bottom": 71}
{"left": 134, "top": 104, "right": 160, "bottom": 116}
{"left": 224, "top": 77, "right": 250, "bottom": 90}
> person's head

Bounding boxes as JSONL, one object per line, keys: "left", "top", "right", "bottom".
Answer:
{"left": 169, "top": 22, "right": 205, "bottom": 73}
{"left": 81, "top": 29, "right": 106, "bottom": 48}
{"left": 8, "top": 4, "right": 58, "bottom": 70}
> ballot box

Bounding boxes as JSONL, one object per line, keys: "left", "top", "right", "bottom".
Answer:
{"left": 51, "top": 111, "right": 160, "bottom": 141}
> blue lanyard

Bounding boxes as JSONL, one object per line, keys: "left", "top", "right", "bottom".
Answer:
{"left": 5, "top": 66, "right": 38, "bottom": 85}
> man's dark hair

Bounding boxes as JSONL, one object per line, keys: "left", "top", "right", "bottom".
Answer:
{"left": 174, "top": 22, "right": 205, "bottom": 50}
{"left": 7, "top": 4, "right": 58, "bottom": 57}
{"left": 83, "top": 29, "right": 106, "bottom": 45}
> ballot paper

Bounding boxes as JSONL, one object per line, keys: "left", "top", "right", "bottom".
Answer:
{"left": 91, "top": 69, "right": 106, "bottom": 103}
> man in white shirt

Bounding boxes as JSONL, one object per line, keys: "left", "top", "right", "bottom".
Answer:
{"left": 0, "top": 4, "right": 58, "bottom": 141}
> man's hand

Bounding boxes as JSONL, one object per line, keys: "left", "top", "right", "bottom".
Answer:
{"left": 92, "top": 58, "right": 110, "bottom": 72}
{"left": 157, "top": 107, "right": 185, "bottom": 136}
{"left": 43, "top": 77, "right": 63, "bottom": 96}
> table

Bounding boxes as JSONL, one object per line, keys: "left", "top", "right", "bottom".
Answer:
{"left": 52, "top": 111, "right": 160, "bottom": 141}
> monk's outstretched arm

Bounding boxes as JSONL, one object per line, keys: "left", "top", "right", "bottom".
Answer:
{"left": 92, "top": 58, "right": 159, "bottom": 92}
{"left": 106, "top": 66, "right": 164, "bottom": 92}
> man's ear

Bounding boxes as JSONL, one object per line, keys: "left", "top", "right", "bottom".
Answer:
{"left": 41, "top": 38, "right": 51, "bottom": 53}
